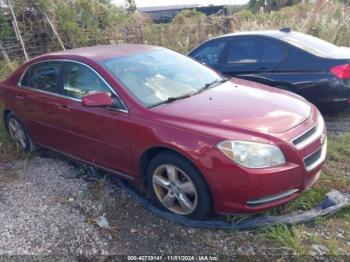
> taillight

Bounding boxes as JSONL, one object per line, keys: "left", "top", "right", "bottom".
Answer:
{"left": 331, "top": 64, "right": 350, "bottom": 79}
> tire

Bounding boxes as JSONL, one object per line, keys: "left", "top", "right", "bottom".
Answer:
{"left": 147, "top": 151, "right": 212, "bottom": 219}
{"left": 5, "top": 112, "right": 36, "bottom": 152}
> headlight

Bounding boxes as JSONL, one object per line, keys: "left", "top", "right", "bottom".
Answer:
{"left": 217, "top": 140, "right": 286, "bottom": 168}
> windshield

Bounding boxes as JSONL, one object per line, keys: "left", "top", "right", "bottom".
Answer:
{"left": 104, "top": 49, "right": 224, "bottom": 107}
{"left": 281, "top": 32, "right": 339, "bottom": 57}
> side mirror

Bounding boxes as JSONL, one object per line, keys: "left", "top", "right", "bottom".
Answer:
{"left": 82, "top": 92, "right": 114, "bottom": 107}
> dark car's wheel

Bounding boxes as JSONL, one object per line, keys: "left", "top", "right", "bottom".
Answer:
{"left": 5, "top": 113, "right": 35, "bottom": 152}
{"left": 147, "top": 152, "right": 212, "bottom": 219}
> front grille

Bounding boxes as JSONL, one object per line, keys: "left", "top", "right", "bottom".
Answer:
{"left": 304, "top": 148, "right": 322, "bottom": 167}
{"left": 303, "top": 140, "right": 327, "bottom": 171}
{"left": 292, "top": 112, "right": 325, "bottom": 150}
{"left": 292, "top": 126, "right": 316, "bottom": 146}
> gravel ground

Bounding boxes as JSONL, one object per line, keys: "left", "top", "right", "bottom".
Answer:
{"left": 0, "top": 156, "right": 262, "bottom": 257}
{"left": 0, "top": 111, "right": 349, "bottom": 257}
{"left": 0, "top": 158, "right": 117, "bottom": 256}
{"left": 324, "top": 109, "right": 350, "bottom": 134}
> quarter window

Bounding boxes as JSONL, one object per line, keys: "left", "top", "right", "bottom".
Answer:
{"left": 21, "top": 62, "right": 61, "bottom": 93}
{"left": 63, "top": 62, "right": 111, "bottom": 99}
{"left": 261, "top": 42, "right": 285, "bottom": 64}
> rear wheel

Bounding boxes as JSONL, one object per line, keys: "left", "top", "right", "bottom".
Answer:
{"left": 147, "top": 152, "right": 212, "bottom": 219}
{"left": 6, "top": 113, "right": 35, "bottom": 152}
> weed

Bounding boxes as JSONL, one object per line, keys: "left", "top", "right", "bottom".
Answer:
{"left": 260, "top": 224, "right": 306, "bottom": 255}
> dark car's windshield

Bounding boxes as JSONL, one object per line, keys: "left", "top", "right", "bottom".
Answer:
{"left": 281, "top": 32, "right": 338, "bottom": 57}
{"left": 104, "top": 49, "right": 224, "bottom": 107}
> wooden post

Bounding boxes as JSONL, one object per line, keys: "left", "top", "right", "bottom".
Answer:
{"left": 0, "top": 41, "right": 10, "bottom": 63}
{"left": 43, "top": 11, "right": 65, "bottom": 50}
{"left": 8, "top": 0, "right": 29, "bottom": 60}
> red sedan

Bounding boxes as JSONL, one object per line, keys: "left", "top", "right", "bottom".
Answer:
{"left": 0, "top": 45, "right": 327, "bottom": 219}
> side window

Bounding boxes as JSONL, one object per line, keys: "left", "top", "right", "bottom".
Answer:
{"left": 191, "top": 40, "right": 226, "bottom": 65}
{"left": 261, "top": 41, "right": 285, "bottom": 64}
{"left": 63, "top": 62, "right": 111, "bottom": 99}
{"left": 225, "top": 39, "right": 260, "bottom": 64}
{"left": 21, "top": 62, "right": 61, "bottom": 93}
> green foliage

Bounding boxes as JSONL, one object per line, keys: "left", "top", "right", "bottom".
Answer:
{"left": 235, "top": 9, "right": 254, "bottom": 19}
{"left": 249, "top": 0, "right": 301, "bottom": 12}
{"left": 224, "top": 4, "right": 247, "bottom": 16}
{"left": 174, "top": 9, "right": 205, "bottom": 20}
{"left": 125, "top": 0, "right": 136, "bottom": 12}
{"left": 0, "top": 10, "right": 12, "bottom": 41}
{"left": 53, "top": 0, "right": 128, "bottom": 47}
{"left": 260, "top": 224, "right": 306, "bottom": 255}
{"left": 0, "top": 61, "right": 18, "bottom": 80}
{"left": 1, "top": 0, "right": 350, "bottom": 61}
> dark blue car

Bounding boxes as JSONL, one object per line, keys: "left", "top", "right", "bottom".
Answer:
{"left": 189, "top": 29, "right": 350, "bottom": 112}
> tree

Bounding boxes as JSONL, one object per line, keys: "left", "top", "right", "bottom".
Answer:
{"left": 248, "top": 0, "right": 301, "bottom": 12}
{"left": 125, "top": 0, "right": 136, "bottom": 12}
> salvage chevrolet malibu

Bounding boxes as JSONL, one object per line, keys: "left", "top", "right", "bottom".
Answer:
{"left": 0, "top": 45, "right": 327, "bottom": 219}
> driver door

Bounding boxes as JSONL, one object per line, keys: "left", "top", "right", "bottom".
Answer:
{"left": 58, "top": 61, "right": 132, "bottom": 175}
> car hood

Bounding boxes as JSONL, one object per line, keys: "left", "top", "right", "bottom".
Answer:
{"left": 152, "top": 79, "right": 312, "bottom": 134}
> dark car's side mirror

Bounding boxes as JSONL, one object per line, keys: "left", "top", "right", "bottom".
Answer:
{"left": 82, "top": 92, "right": 114, "bottom": 107}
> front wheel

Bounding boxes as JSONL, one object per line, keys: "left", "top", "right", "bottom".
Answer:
{"left": 147, "top": 152, "right": 212, "bottom": 219}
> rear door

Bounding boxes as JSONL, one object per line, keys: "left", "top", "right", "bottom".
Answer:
{"left": 219, "top": 37, "right": 262, "bottom": 76}
{"left": 219, "top": 37, "right": 287, "bottom": 83}
{"left": 16, "top": 61, "right": 75, "bottom": 152}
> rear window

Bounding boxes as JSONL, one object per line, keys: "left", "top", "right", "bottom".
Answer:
{"left": 21, "top": 62, "right": 61, "bottom": 93}
{"left": 281, "top": 32, "right": 338, "bottom": 57}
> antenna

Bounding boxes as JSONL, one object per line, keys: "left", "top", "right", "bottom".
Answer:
{"left": 280, "top": 27, "right": 291, "bottom": 33}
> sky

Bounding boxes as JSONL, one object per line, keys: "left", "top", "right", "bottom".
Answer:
{"left": 114, "top": 0, "right": 249, "bottom": 8}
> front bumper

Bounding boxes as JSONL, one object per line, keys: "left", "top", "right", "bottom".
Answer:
{"left": 204, "top": 108, "right": 327, "bottom": 215}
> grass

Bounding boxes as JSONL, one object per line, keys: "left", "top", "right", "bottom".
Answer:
{"left": 260, "top": 224, "right": 306, "bottom": 255}
{"left": 258, "top": 130, "right": 350, "bottom": 256}
{"left": 264, "top": 131, "right": 350, "bottom": 217}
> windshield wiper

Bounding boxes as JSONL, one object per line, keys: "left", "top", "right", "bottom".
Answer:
{"left": 195, "top": 77, "right": 229, "bottom": 94}
{"left": 149, "top": 77, "right": 229, "bottom": 108}
{"left": 149, "top": 93, "right": 193, "bottom": 108}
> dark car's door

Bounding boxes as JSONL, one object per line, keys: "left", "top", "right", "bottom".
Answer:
{"left": 57, "top": 61, "right": 132, "bottom": 176}
{"left": 189, "top": 39, "right": 227, "bottom": 70}
{"left": 219, "top": 37, "right": 287, "bottom": 83}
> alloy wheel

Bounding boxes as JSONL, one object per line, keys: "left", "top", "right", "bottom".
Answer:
{"left": 8, "top": 118, "right": 27, "bottom": 150}
{"left": 152, "top": 164, "right": 198, "bottom": 215}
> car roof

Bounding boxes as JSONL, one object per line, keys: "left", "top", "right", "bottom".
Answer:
{"left": 39, "top": 44, "right": 162, "bottom": 62}
{"left": 212, "top": 30, "right": 291, "bottom": 40}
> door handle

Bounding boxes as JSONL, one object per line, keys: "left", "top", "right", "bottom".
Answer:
{"left": 14, "top": 95, "right": 24, "bottom": 100}
{"left": 260, "top": 67, "right": 272, "bottom": 72}
{"left": 55, "top": 104, "right": 71, "bottom": 112}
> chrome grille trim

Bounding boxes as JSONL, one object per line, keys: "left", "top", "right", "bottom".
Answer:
{"left": 304, "top": 139, "right": 327, "bottom": 172}
{"left": 292, "top": 112, "right": 325, "bottom": 150}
